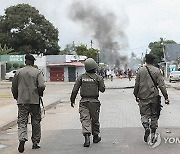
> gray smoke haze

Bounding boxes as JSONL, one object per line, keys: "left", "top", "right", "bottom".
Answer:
{"left": 68, "top": 0, "right": 129, "bottom": 67}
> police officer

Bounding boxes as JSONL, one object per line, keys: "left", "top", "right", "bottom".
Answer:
{"left": 12, "top": 54, "right": 45, "bottom": 153}
{"left": 133, "top": 54, "right": 170, "bottom": 144}
{"left": 70, "top": 58, "right": 105, "bottom": 147}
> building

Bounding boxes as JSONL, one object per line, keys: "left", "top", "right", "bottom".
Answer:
{"left": 35, "top": 55, "right": 86, "bottom": 82}
{"left": 0, "top": 54, "right": 86, "bottom": 82}
{"left": 164, "top": 44, "right": 180, "bottom": 77}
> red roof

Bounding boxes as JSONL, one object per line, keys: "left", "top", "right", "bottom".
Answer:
{"left": 47, "top": 62, "right": 84, "bottom": 67}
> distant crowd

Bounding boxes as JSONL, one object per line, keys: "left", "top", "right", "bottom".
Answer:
{"left": 98, "top": 68, "right": 134, "bottom": 81}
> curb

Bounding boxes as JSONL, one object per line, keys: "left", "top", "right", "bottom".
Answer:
{"left": 0, "top": 100, "right": 62, "bottom": 132}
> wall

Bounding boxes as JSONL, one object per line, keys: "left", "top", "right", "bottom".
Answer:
{"left": 0, "top": 55, "right": 24, "bottom": 64}
{"left": 64, "top": 67, "right": 68, "bottom": 82}
{"left": 46, "top": 67, "right": 50, "bottom": 82}
{"left": 34, "top": 55, "right": 47, "bottom": 81}
{"left": 46, "top": 55, "right": 66, "bottom": 64}
{"left": 0, "top": 55, "right": 24, "bottom": 72}
{"left": 76, "top": 67, "right": 85, "bottom": 78}
{"left": 66, "top": 55, "right": 87, "bottom": 62}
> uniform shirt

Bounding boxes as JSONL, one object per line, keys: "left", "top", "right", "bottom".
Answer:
{"left": 70, "top": 72, "right": 105, "bottom": 103}
{"left": 12, "top": 65, "right": 45, "bottom": 104}
{"left": 133, "top": 64, "right": 168, "bottom": 100}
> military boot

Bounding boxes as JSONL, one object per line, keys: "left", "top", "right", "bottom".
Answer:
{"left": 32, "top": 143, "right": 41, "bottom": 149}
{"left": 93, "top": 135, "right": 101, "bottom": 143}
{"left": 18, "top": 141, "right": 25, "bottom": 153}
{"left": 151, "top": 128, "right": 157, "bottom": 144}
{"left": 142, "top": 122, "right": 150, "bottom": 142}
{"left": 84, "top": 134, "right": 90, "bottom": 147}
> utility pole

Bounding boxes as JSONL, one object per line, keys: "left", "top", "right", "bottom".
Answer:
{"left": 73, "top": 41, "right": 75, "bottom": 50}
{"left": 161, "top": 38, "right": 168, "bottom": 78}
{"left": 90, "top": 40, "right": 93, "bottom": 48}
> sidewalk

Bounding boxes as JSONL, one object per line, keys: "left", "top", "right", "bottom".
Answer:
{"left": 0, "top": 81, "right": 74, "bottom": 131}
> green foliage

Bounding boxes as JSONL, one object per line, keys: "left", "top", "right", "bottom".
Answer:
{"left": 19, "top": 64, "right": 25, "bottom": 68}
{"left": 75, "top": 44, "right": 88, "bottom": 55}
{"left": 6, "top": 62, "right": 12, "bottom": 71}
{"left": 75, "top": 44, "right": 98, "bottom": 60}
{"left": 86, "top": 48, "right": 99, "bottom": 60}
{"left": 148, "top": 38, "right": 177, "bottom": 64}
{"left": 0, "top": 4, "right": 60, "bottom": 55}
{"left": 60, "top": 44, "right": 75, "bottom": 55}
{"left": 13, "top": 63, "right": 19, "bottom": 69}
{"left": 0, "top": 44, "right": 13, "bottom": 55}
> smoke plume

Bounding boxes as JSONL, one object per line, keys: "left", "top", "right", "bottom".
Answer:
{"left": 68, "top": 0, "right": 129, "bottom": 67}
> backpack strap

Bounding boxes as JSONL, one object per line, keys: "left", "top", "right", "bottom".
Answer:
{"left": 145, "top": 66, "right": 158, "bottom": 89}
{"left": 85, "top": 73, "right": 98, "bottom": 85}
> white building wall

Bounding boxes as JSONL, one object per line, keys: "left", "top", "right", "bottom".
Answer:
{"left": 34, "top": 55, "right": 48, "bottom": 81}
{"left": 46, "top": 67, "right": 50, "bottom": 82}
{"left": 76, "top": 67, "right": 85, "bottom": 78}
{"left": 46, "top": 55, "right": 66, "bottom": 64}
{"left": 66, "top": 55, "right": 87, "bottom": 62}
{"left": 31, "top": 55, "right": 86, "bottom": 82}
{"left": 64, "top": 67, "right": 68, "bottom": 82}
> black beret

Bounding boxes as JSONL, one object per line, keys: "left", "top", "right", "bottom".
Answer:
{"left": 145, "top": 54, "right": 155, "bottom": 61}
{"left": 25, "top": 54, "right": 36, "bottom": 61}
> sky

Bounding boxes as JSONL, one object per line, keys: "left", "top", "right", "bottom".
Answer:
{"left": 1, "top": 0, "right": 180, "bottom": 58}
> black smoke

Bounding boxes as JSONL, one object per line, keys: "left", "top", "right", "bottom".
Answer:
{"left": 68, "top": 0, "right": 129, "bottom": 67}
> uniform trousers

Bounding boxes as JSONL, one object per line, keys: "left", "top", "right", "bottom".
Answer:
{"left": 17, "top": 104, "right": 41, "bottom": 144}
{"left": 138, "top": 96, "right": 159, "bottom": 129}
{"left": 79, "top": 102, "right": 100, "bottom": 136}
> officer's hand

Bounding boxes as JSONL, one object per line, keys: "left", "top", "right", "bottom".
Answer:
{"left": 71, "top": 102, "right": 75, "bottom": 108}
{"left": 165, "top": 99, "right": 170, "bottom": 105}
{"left": 135, "top": 97, "right": 140, "bottom": 102}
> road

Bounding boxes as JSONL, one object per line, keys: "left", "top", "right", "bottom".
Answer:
{"left": 1, "top": 78, "right": 180, "bottom": 154}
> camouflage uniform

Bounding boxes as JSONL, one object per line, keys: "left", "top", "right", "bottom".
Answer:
{"left": 71, "top": 72, "right": 105, "bottom": 135}
{"left": 133, "top": 64, "right": 168, "bottom": 130}
{"left": 12, "top": 65, "right": 45, "bottom": 144}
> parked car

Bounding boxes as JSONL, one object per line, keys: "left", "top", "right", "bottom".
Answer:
{"left": 169, "top": 71, "right": 180, "bottom": 82}
{"left": 5, "top": 70, "right": 17, "bottom": 81}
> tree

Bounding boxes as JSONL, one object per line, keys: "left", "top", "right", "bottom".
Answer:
{"left": 13, "top": 63, "right": 19, "bottom": 69}
{"left": 6, "top": 62, "right": 12, "bottom": 71}
{"left": 75, "top": 44, "right": 98, "bottom": 60}
{"left": 0, "top": 4, "right": 60, "bottom": 55}
{"left": 75, "top": 44, "right": 88, "bottom": 56}
{"left": 85, "top": 48, "right": 99, "bottom": 60}
{"left": 148, "top": 38, "right": 176, "bottom": 64}
{"left": 0, "top": 44, "right": 13, "bottom": 55}
{"left": 60, "top": 44, "right": 75, "bottom": 55}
